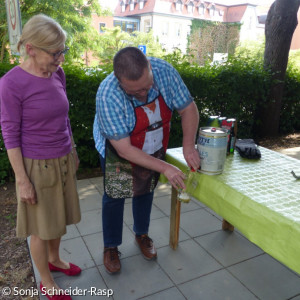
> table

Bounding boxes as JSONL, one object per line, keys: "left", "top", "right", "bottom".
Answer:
{"left": 165, "top": 146, "right": 300, "bottom": 275}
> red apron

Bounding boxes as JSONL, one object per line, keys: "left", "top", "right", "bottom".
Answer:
{"left": 105, "top": 94, "right": 172, "bottom": 198}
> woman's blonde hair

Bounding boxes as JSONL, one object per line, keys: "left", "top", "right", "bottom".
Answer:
{"left": 17, "top": 14, "right": 67, "bottom": 57}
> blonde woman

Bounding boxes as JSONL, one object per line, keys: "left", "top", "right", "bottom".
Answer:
{"left": 0, "top": 14, "right": 81, "bottom": 300}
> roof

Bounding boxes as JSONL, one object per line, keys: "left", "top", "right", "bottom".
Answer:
{"left": 114, "top": 0, "right": 251, "bottom": 23}
{"left": 226, "top": 5, "right": 247, "bottom": 23}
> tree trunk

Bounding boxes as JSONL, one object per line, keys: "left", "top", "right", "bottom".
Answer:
{"left": 258, "top": 0, "right": 300, "bottom": 137}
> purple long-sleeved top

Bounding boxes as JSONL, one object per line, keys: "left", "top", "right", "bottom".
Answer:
{"left": 0, "top": 66, "right": 72, "bottom": 159}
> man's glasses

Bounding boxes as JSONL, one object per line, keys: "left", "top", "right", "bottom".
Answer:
{"left": 121, "top": 84, "right": 153, "bottom": 96}
{"left": 119, "top": 73, "right": 154, "bottom": 96}
{"left": 40, "top": 47, "right": 69, "bottom": 60}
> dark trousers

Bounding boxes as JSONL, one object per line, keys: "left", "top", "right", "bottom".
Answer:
{"left": 100, "top": 155, "right": 154, "bottom": 247}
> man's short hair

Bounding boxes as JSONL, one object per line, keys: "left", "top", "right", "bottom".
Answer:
{"left": 113, "top": 47, "right": 149, "bottom": 81}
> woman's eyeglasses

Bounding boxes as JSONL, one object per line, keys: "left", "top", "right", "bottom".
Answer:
{"left": 40, "top": 47, "right": 69, "bottom": 60}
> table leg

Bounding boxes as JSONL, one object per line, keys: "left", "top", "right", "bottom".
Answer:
{"left": 222, "top": 219, "right": 234, "bottom": 232}
{"left": 169, "top": 186, "right": 181, "bottom": 249}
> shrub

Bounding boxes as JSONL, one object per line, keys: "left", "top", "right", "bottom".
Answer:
{"left": 164, "top": 53, "right": 272, "bottom": 147}
{"left": 63, "top": 65, "right": 107, "bottom": 168}
{"left": 1, "top": 58, "right": 300, "bottom": 184}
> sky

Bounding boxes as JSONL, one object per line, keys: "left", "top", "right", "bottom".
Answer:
{"left": 98, "top": 0, "right": 275, "bottom": 11}
{"left": 255, "top": 0, "right": 275, "bottom": 4}
{"left": 214, "top": 0, "right": 274, "bottom": 5}
{"left": 98, "top": 0, "right": 118, "bottom": 11}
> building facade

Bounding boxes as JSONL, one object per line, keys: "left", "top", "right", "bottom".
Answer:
{"left": 112, "top": 0, "right": 264, "bottom": 53}
{"left": 92, "top": 1, "right": 300, "bottom": 54}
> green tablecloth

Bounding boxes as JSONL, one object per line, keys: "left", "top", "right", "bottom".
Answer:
{"left": 165, "top": 146, "right": 300, "bottom": 275}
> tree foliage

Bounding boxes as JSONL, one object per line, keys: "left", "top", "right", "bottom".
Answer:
{"left": 234, "top": 38, "right": 265, "bottom": 64}
{"left": 289, "top": 49, "right": 300, "bottom": 71}
{"left": 0, "top": 1, "right": 10, "bottom": 63}
{"left": 0, "top": 0, "right": 110, "bottom": 63}
{"left": 93, "top": 26, "right": 165, "bottom": 68}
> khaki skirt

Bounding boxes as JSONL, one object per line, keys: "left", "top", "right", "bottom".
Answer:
{"left": 16, "top": 152, "right": 81, "bottom": 240}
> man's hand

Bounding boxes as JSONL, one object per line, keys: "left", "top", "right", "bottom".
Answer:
{"left": 178, "top": 102, "right": 200, "bottom": 171}
{"left": 109, "top": 137, "right": 187, "bottom": 190}
{"left": 183, "top": 146, "right": 201, "bottom": 171}
{"left": 18, "top": 180, "right": 37, "bottom": 205}
{"left": 163, "top": 164, "right": 186, "bottom": 190}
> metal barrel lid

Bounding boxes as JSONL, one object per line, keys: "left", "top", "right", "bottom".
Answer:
{"left": 199, "top": 127, "right": 228, "bottom": 136}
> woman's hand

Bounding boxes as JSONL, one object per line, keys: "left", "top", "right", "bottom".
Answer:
{"left": 72, "top": 149, "right": 80, "bottom": 170}
{"left": 18, "top": 179, "right": 37, "bottom": 205}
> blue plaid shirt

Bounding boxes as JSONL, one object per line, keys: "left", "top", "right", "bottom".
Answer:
{"left": 93, "top": 57, "right": 193, "bottom": 157}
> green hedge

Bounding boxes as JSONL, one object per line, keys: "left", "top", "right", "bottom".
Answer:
{"left": 167, "top": 57, "right": 272, "bottom": 147}
{"left": 63, "top": 65, "right": 107, "bottom": 169}
{"left": 1, "top": 59, "right": 300, "bottom": 183}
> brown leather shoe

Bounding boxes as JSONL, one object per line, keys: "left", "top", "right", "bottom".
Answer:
{"left": 135, "top": 234, "right": 157, "bottom": 260}
{"left": 103, "top": 247, "right": 121, "bottom": 274}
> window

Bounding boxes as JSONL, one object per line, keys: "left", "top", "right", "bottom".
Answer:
{"left": 248, "top": 16, "right": 253, "bottom": 30}
{"left": 162, "top": 22, "right": 169, "bottom": 36}
{"left": 139, "top": 0, "right": 144, "bottom": 9}
{"left": 130, "top": 0, "right": 135, "bottom": 11}
{"left": 199, "top": 4, "right": 205, "bottom": 15}
{"left": 114, "top": 19, "right": 139, "bottom": 33}
{"left": 144, "top": 19, "right": 151, "bottom": 33}
{"left": 175, "top": 23, "right": 182, "bottom": 37}
{"left": 187, "top": 3, "right": 194, "bottom": 14}
{"left": 209, "top": 5, "right": 216, "bottom": 17}
{"left": 99, "top": 23, "right": 106, "bottom": 33}
{"left": 114, "top": 20, "right": 124, "bottom": 31}
{"left": 175, "top": 1, "right": 182, "bottom": 12}
{"left": 127, "top": 23, "right": 133, "bottom": 30}
{"left": 121, "top": 3, "right": 126, "bottom": 12}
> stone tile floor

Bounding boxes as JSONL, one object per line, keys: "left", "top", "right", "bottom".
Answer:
{"left": 30, "top": 148, "right": 300, "bottom": 300}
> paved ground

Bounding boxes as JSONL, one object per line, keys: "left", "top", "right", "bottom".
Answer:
{"left": 277, "top": 147, "right": 300, "bottom": 160}
{"left": 30, "top": 148, "right": 300, "bottom": 300}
